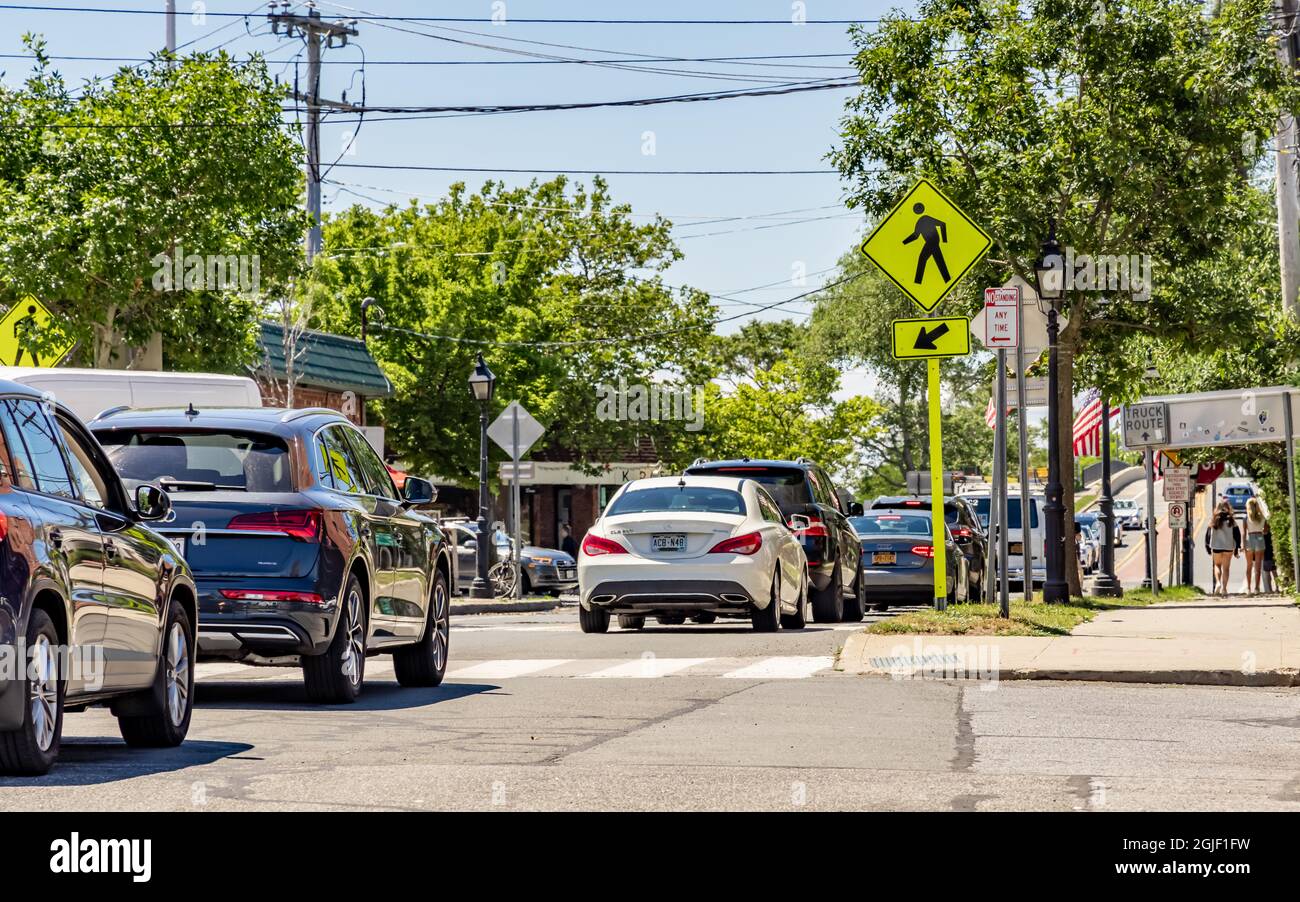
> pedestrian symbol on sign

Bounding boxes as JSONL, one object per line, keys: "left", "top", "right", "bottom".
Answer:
{"left": 903, "top": 203, "right": 949, "bottom": 285}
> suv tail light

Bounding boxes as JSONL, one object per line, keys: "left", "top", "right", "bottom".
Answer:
{"left": 0, "top": 509, "right": 7, "bottom": 542}
{"left": 581, "top": 534, "right": 627, "bottom": 556}
{"left": 227, "top": 509, "right": 321, "bottom": 542}
{"left": 709, "top": 531, "right": 763, "bottom": 555}
{"left": 911, "top": 545, "right": 936, "bottom": 558}
{"left": 220, "top": 589, "right": 324, "bottom": 604}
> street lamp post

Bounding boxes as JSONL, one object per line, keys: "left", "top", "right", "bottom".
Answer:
{"left": 468, "top": 354, "right": 497, "bottom": 599}
{"left": 1091, "top": 393, "right": 1124, "bottom": 597}
{"left": 359, "top": 296, "right": 380, "bottom": 344}
{"left": 1036, "top": 222, "right": 1070, "bottom": 604}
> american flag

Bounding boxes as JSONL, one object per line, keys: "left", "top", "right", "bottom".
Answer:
{"left": 1072, "top": 391, "right": 1120, "bottom": 456}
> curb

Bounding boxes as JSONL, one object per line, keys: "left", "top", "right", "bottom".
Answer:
{"left": 451, "top": 598, "right": 565, "bottom": 615}
{"left": 836, "top": 632, "right": 1300, "bottom": 687}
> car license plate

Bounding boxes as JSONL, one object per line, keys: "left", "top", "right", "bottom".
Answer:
{"left": 652, "top": 534, "right": 687, "bottom": 552}
{"left": 1009, "top": 542, "right": 1023, "bottom": 555}
{"left": 559, "top": 568, "right": 576, "bottom": 579}
{"left": 872, "top": 551, "right": 896, "bottom": 565}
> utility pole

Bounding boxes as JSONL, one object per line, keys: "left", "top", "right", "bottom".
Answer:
{"left": 164, "top": 0, "right": 176, "bottom": 59}
{"left": 268, "top": 2, "right": 360, "bottom": 263}
{"left": 1277, "top": 0, "right": 1300, "bottom": 316}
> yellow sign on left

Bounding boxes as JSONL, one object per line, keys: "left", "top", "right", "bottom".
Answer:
{"left": 0, "top": 296, "right": 74, "bottom": 367}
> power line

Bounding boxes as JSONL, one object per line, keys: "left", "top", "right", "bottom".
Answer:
{"left": 0, "top": 5, "right": 890, "bottom": 24}
{"left": 331, "top": 162, "right": 841, "bottom": 176}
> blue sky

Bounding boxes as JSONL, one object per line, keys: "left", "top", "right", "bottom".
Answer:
{"left": 3, "top": 1, "right": 914, "bottom": 334}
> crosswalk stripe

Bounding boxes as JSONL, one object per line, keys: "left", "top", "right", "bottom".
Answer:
{"left": 581, "top": 657, "right": 721, "bottom": 679}
{"left": 447, "top": 659, "right": 572, "bottom": 679}
{"left": 195, "top": 655, "right": 836, "bottom": 682}
{"left": 721, "top": 656, "right": 835, "bottom": 679}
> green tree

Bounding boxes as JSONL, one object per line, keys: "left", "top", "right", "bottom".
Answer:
{"left": 306, "top": 177, "right": 716, "bottom": 482}
{"left": 691, "top": 319, "right": 885, "bottom": 480}
{"left": 832, "top": 0, "right": 1292, "bottom": 593}
{"left": 0, "top": 39, "right": 305, "bottom": 370}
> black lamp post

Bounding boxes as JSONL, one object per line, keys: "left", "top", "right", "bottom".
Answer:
{"left": 468, "top": 354, "right": 496, "bottom": 599}
{"left": 359, "top": 296, "right": 381, "bottom": 344}
{"left": 1035, "top": 221, "right": 1069, "bottom": 604}
{"left": 1091, "top": 391, "right": 1124, "bottom": 597}
{"left": 1141, "top": 352, "right": 1160, "bottom": 591}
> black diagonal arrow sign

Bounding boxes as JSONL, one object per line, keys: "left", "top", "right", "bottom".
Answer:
{"left": 914, "top": 322, "right": 950, "bottom": 351}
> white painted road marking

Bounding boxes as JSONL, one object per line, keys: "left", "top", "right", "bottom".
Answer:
{"left": 447, "top": 659, "right": 574, "bottom": 679}
{"left": 197, "top": 656, "right": 838, "bottom": 682}
{"left": 721, "top": 656, "right": 836, "bottom": 679}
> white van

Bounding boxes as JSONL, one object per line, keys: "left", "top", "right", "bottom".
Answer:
{"left": 0, "top": 367, "right": 263, "bottom": 422}
{"left": 966, "top": 493, "right": 1046, "bottom": 588}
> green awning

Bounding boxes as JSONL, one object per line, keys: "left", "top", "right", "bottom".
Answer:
{"left": 255, "top": 321, "right": 393, "bottom": 398}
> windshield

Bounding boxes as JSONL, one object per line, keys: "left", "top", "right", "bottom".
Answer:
{"left": 97, "top": 429, "right": 292, "bottom": 492}
{"left": 690, "top": 467, "right": 810, "bottom": 510}
{"left": 850, "top": 513, "right": 933, "bottom": 536}
{"left": 607, "top": 485, "right": 745, "bottom": 516}
{"left": 968, "top": 496, "right": 1040, "bottom": 529}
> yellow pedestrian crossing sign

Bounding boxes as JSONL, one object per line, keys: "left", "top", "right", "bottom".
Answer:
{"left": 860, "top": 179, "right": 992, "bottom": 313}
{"left": 0, "top": 296, "right": 74, "bottom": 367}
{"left": 891, "top": 316, "right": 971, "bottom": 360}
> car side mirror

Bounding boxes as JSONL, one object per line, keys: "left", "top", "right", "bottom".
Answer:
{"left": 135, "top": 484, "right": 171, "bottom": 521}
{"left": 847, "top": 501, "right": 864, "bottom": 516}
{"left": 401, "top": 476, "right": 435, "bottom": 507}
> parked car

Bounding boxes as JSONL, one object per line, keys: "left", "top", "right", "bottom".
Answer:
{"left": 684, "top": 457, "right": 865, "bottom": 622}
{"left": 0, "top": 381, "right": 198, "bottom": 775}
{"left": 1075, "top": 518, "right": 1099, "bottom": 574}
{"left": 446, "top": 519, "right": 577, "bottom": 597}
{"left": 965, "top": 493, "right": 1046, "bottom": 588}
{"left": 90, "top": 406, "right": 454, "bottom": 704}
{"left": 577, "top": 475, "right": 810, "bottom": 632}
{"left": 1112, "top": 497, "right": 1144, "bottom": 531}
{"left": 870, "top": 495, "right": 987, "bottom": 602}
{"left": 849, "top": 511, "right": 965, "bottom": 609}
{"left": 1223, "top": 484, "right": 1255, "bottom": 512}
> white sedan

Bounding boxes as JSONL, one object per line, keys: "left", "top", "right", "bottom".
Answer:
{"left": 577, "top": 475, "right": 810, "bottom": 633}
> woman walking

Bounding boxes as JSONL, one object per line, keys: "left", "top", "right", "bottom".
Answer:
{"left": 1204, "top": 501, "right": 1242, "bottom": 596}
{"left": 1242, "top": 497, "right": 1269, "bottom": 595}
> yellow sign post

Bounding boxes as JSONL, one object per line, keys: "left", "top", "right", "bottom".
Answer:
{"left": 0, "top": 296, "right": 74, "bottom": 367}
{"left": 859, "top": 179, "right": 991, "bottom": 313}
{"left": 863, "top": 180, "right": 990, "bottom": 609}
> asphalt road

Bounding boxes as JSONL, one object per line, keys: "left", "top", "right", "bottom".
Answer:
{"left": 2, "top": 607, "right": 1298, "bottom": 811}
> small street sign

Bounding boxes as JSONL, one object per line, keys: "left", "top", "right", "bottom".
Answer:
{"left": 1162, "top": 466, "right": 1193, "bottom": 503}
{"left": 1167, "top": 501, "right": 1188, "bottom": 528}
{"left": 982, "top": 287, "right": 1020, "bottom": 348}
{"left": 860, "top": 179, "right": 992, "bottom": 313}
{"left": 498, "top": 461, "right": 535, "bottom": 481}
{"left": 0, "top": 295, "right": 74, "bottom": 367}
{"left": 890, "top": 316, "right": 972, "bottom": 360}
{"left": 488, "top": 401, "right": 545, "bottom": 460}
{"left": 1122, "top": 402, "right": 1169, "bottom": 448}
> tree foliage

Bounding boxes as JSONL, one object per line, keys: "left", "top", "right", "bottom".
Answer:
{"left": 0, "top": 39, "right": 305, "bottom": 370}
{"left": 832, "top": 0, "right": 1293, "bottom": 590}
{"left": 306, "top": 177, "right": 716, "bottom": 483}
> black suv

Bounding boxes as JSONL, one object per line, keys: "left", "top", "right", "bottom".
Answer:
{"left": 684, "top": 458, "right": 866, "bottom": 621}
{"left": 0, "top": 380, "right": 198, "bottom": 775}
{"left": 871, "top": 495, "right": 987, "bottom": 602}
{"left": 91, "top": 406, "right": 454, "bottom": 704}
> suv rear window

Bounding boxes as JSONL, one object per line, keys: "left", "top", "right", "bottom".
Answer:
{"left": 607, "top": 486, "right": 744, "bottom": 516}
{"left": 968, "top": 496, "right": 1040, "bottom": 529}
{"left": 97, "top": 429, "right": 293, "bottom": 492}
{"left": 688, "top": 466, "right": 811, "bottom": 510}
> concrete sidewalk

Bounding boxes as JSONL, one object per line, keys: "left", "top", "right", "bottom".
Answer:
{"left": 837, "top": 594, "right": 1300, "bottom": 686}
